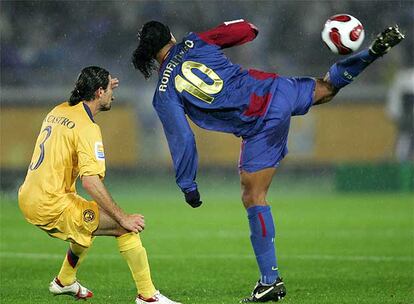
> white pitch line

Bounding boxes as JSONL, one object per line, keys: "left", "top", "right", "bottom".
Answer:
{"left": 288, "top": 254, "right": 414, "bottom": 262}
{"left": 0, "top": 252, "right": 412, "bottom": 262}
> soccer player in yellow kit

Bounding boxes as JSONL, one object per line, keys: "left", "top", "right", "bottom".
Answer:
{"left": 18, "top": 66, "right": 180, "bottom": 304}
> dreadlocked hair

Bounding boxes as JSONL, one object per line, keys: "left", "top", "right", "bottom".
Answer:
{"left": 69, "top": 66, "right": 109, "bottom": 106}
{"left": 132, "top": 21, "right": 171, "bottom": 79}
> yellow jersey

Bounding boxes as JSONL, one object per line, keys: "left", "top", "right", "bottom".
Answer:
{"left": 18, "top": 102, "right": 105, "bottom": 225}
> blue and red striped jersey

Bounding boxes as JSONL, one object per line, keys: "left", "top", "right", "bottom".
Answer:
{"left": 152, "top": 19, "right": 280, "bottom": 193}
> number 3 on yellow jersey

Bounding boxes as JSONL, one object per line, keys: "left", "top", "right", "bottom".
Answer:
{"left": 29, "top": 126, "right": 52, "bottom": 170}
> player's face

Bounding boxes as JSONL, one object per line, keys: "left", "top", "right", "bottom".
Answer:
{"left": 99, "top": 75, "right": 114, "bottom": 112}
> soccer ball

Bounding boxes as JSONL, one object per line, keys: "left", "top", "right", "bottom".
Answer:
{"left": 321, "top": 14, "right": 365, "bottom": 55}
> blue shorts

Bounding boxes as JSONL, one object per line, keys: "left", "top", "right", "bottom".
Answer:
{"left": 239, "top": 76, "right": 315, "bottom": 172}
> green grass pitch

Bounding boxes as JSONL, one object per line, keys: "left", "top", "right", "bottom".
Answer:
{"left": 1, "top": 176, "right": 413, "bottom": 303}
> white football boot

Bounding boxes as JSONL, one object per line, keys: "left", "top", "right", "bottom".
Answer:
{"left": 136, "top": 290, "right": 182, "bottom": 304}
{"left": 49, "top": 277, "right": 93, "bottom": 299}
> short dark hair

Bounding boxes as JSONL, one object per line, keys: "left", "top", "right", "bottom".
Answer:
{"left": 131, "top": 21, "right": 171, "bottom": 79}
{"left": 69, "top": 66, "right": 110, "bottom": 106}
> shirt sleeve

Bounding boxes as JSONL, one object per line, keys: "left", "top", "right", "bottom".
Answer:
{"left": 76, "top": 124, "right": 106, "bottom": 179}
{"left": 196, "top": 19, "right": 258, "bottom": 49}
{"left": 154, "top": 93, "right": 198, "bottom": 193}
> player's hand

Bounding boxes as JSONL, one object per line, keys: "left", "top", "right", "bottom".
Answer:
{"left": 184, "top": 189, "right": 202, "bottom": 208}
{"left": 119, "top": 214, "right": 145, "bottom": 233}
{"left": 111, "top": 77, "right": 120, "bottom": 90}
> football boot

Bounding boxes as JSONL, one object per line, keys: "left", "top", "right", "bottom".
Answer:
{"left": 49, "top": 277, "right": 93, "bottom": 299}
{"left": 136, "top": 291, "right": 182, "bottom": 304}
{"left": 370, "top": 25, "right": 405, "bottom": 56}
{"left": 241, "top": 277, "right": 286, "bottom": 303}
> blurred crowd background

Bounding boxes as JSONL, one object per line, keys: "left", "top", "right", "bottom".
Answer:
{"left": 1, "top": 1, "right": 413, "bottom": 86}
{"left": 1, "top": 0, "right": 413, "bottom": 192}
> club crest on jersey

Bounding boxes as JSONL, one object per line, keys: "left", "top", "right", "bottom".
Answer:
{"left": 83, "top": 209, "right": 95, "bottom": 222}
{"left": 94, "top": 142, "right": 105, "bottom": 160}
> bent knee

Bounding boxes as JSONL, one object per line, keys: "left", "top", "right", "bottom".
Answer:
{"left": 313, "top": 78, "right": 338, "bottom": 105}
{"left": 241, "top": 190, "right": 268, "bottom": 208}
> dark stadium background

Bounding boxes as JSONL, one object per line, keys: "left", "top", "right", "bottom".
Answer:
{"left": 0, "top": 1, "right": 413, "bottom": 303}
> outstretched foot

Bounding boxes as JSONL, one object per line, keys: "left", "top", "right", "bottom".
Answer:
{"left": 370, "top": 25, "right": 405, "bottom": 56}
{"left": 240, "top": 277, "right": 286, "bottom": 303}
{"left": 49, "top": 277, "right": 93, "bottom": 300}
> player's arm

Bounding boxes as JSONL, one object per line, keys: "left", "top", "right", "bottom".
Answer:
{"left": 82, "top": 175, "right": 144, "bottom": 233}
{"left": 154, "top": 93, "right": 202, "bottom": 208}
{"left": 76, "top": 125, "right": 144, "bottom": 232}
{"left": 196, "top": 19, "right": 258, "bottom": 49}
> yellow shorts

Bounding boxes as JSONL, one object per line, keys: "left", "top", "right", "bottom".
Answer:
{"left": 36, "top": 196, "right": 100, "bottom": 247}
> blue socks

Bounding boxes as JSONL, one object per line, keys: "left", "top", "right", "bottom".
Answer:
{"left": 328, "top": 49, "right": 379, "bottom": 89}
{"left": 247, "top": 205, "right": 279, "bottom": 284}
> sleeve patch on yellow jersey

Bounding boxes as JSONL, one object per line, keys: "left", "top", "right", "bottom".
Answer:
{"left": 95, "top": 142, "right": 105, "bottom": 160}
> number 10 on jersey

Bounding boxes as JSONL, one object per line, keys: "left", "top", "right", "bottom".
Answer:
{"left": 175, "top": 61, "right": 223, "bottom": 104}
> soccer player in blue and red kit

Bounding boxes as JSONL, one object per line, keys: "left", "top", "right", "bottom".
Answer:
{"left": 132, "top": 20, "right": 404, "bottom": 302}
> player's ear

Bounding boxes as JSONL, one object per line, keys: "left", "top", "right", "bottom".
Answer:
{"left": 95, "top": 87, "right": 105, "bottom": 99}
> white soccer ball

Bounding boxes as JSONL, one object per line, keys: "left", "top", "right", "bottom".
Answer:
{"left": 321, "top": 14, "right": 365, "bottom": 55}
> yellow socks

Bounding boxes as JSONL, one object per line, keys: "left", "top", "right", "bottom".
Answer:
{"left": 117, "top": 232, "right": 156, "bottom": 298}
{"left": 56, "top": 233, "right": 156, "bottom": 298}
{"left": 57, "top": 242, "right": 90, "bottom": 286}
